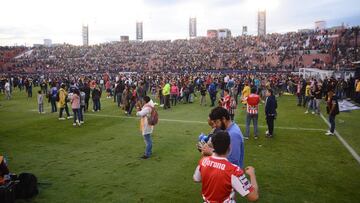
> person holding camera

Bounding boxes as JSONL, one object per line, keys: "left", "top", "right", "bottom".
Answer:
{"left": 202, "top": 107, "right": 245, "bottom": 168}
{"left": 193, "top": 131, "right": 259, "bottom": 202}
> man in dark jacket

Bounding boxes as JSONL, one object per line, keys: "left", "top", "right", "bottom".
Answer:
{"left": 265, "top": 89, "right": 277, "bottom": 138}
{"left": 326, "top": 91, "right": 339, "bottom": 136}
{"left": 92, "top": 86, "right": 102, "bottom": 112}
{"left": 84, "top": 83, "right": 91, "bottom": 112}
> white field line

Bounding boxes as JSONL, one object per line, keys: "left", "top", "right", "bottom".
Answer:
{"left": 29, "top": 108, "right": 326, "bottom": 132}
{"left": 320, "top": 113, "right": 360, "bottom": 165}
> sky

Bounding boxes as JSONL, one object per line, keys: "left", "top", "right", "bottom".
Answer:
{"left": 0, "top": 0, "right": 359, "bottom": 46}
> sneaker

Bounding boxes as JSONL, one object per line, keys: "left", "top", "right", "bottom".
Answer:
{"left": 254, "top": 136, "right": 258, "bottom": 140}
{"left": 58, "top": 117, "right": 65, "bottom": 120}
{"left": 244, "top": 137, "right": 249, "bottom": 140}
{"left": 265, "top": 130, "right": 269, "bottom": 135}
{"left": 140, "top": 155, "right": 149, "bottom": 159}
{"left": 325, "top": 132, "right": 334, "bottom": 136}
{"left": 80, "top": 121, "right": 84, "bottom": 124}
{"left": 312, "top": 111, "right": 315, "bottom": 115}
{"left": 67, "top": 116, "right": 73, "bottom": 119}
{"left": 92, "top": 110, "right": 95, "bottom": 112}
{"left": 305, "top": 111, "right": 309, "bottom": 114}
{"left": 73, "top": 123, "right": 76, "bottom": 126}
{"left": 76, "top": 120, "right": 81, "bottom": 126}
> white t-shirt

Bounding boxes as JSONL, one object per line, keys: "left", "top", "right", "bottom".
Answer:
{"left": 5, "top": 82, "right": 10, "bottom": 91}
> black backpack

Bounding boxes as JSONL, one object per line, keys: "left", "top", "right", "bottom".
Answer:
{"left": 0, "top": 181, "right": 16, "bottom": 203}
{"left": 15, "top": 173, "right": 38, "bottom": 199}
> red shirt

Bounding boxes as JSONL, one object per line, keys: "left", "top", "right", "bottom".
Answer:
{"left": 222, "top": 95, "right": 231, "bottom": 111}
{"left": 246, "top": 94, "right": 260, "bottom": 114}
{"left": 193, "top": 156, "right": 254, "bottom": 202}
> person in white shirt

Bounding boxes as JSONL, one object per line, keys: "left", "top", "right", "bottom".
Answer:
{"left": 4, "top": 81, "right": 11, "bottom": 100}
{"left": 136, "top": 96, "right": 155, "bottom": 159}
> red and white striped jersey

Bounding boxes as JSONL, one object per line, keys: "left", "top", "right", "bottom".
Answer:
{"left": 246, "top": 94, "right": 260, "bottom": 114}
{"left": 222, "top": 95, "right": 231, "bottom": 111}
{"left": 193, "top": 155, "right": 254, "bottom": 203}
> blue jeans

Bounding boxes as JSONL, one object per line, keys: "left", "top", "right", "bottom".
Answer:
{"left": 329, "top": 115, "right": 336, "bottom": 133}
{"left": 246, "top": 113, "right": 258, "bottom": 137}
{"left": 51, "top": 97, "right": 57, "bottom": 112}
{"left": 307, "top": 98, "right": 314, "bottom": 111}
{"left": 128, "top": 101, "right": 136, "bottom": 115}
{"left": 116, "top": 93, "right": 122, "bottom": 107}
{"left": 79, "top": 105, "right": 85, "bottom": 122}
{"left": 38, "top": 103, "right": 44, "bottom": 113}
{"left": 93, "top": 99, "right": 100, "bottom": 111}
{"left": 210, "top": 93, "right": 216, "bottom": 106}
{"left": 143, "top": 134, "right": 152, "bottom": 157}
{"left": 73, "top": 108, "right": 80, "bottom": 123}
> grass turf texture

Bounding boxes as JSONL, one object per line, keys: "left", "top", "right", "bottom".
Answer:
{"left": 0, "top": 88, "right": 359, "bottom": 203}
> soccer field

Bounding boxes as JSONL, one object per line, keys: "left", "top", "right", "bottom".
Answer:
{"left": 1, "top": 88, "right": 360, "bottom": 203}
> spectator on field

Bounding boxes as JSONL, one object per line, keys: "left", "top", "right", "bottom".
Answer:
{"left": 71, "top": 89, "right": 81, "bottom": 126}
{"left": 58, "top": 84, "right": 71, "bottom": 120}
{"left": 79, "top": 88, "right": 86, "bottom": 124}
{"left": 128, "top": 86, "right": 138, "bottom": 115}
{"left": 83, "top": 83, "right": 91, "bottom": 112}
{"left": 136, "top": 96, "right": 155, "bottom": 159}
{"left": 265, "top": 89, "right": 277, "bottom": 138}
{"left": 208, "top": 81, "right": 217, "bottom": 107}
{"left": 92, "top": 85, "right": 102, "bottom": 112}
{"left": 50, "top": 83, "right": 58, "bottom": 113}
{"left": 170, "top": 82, "right": 179, "bottom": 106}
{"left": 200, "top": 83, "right": 207, "bottom": 106}
{"left": 220, "top": 89, "right": 231, "bottom": 112}
{"left": 193, "top": 131, "right": 259, "bottom": 202}
{"left": 202, "top": 107, "right": 245, "bottom": 168}
{"left": 4, "top": 80, "right": 11, "bottom": 100}
{"left": 304, "top": 81, "right": 312, "bottom": 114}
{"left": 245, "top": 88, "right": 260, "bottom": 140}
{"left": 162, "top": 82, "right": 171, "bottom": 109}
{"left": 37, "top": 90, "right": 44, "bottom": 114}
{"left": 241, "top": 82, "right": 251, "bottom": 106}
{"left": 314, "top": 82, "right": 323, "bottom": 115}
{"left": 325, "top": 90, "right": 340, "bottom": 136}
{"left": 228, "top": 96, "right": 237, "bottom": 122}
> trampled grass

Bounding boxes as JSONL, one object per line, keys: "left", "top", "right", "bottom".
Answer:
{"left": 0, "top": 88, "right": 359, "bottom": 203}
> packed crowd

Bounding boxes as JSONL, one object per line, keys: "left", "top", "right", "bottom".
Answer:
{"left": 0, "top": 27, "right": 359, "bottom": 75}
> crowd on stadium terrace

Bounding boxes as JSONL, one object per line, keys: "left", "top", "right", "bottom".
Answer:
{"left": 0, "top": 27, "right": 359, "bottom": 75}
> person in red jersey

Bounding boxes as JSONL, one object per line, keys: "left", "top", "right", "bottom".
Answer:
{"left": 220, "top": 89, "right": 231, "bottom": 111}
{"left": 245, "top": 88, "right": 260, "bottom": 140}
{"left": 193, "top": 131, "right": 259, "bottom": 203}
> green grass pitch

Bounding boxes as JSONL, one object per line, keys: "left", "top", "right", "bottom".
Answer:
{"left": 1, "top": 88, "right": 360, "bottom": 203}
